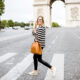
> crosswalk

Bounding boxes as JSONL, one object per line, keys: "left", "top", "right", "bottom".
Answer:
{"left": 0, "top": 54, "right": 33, "bottom": 80}
{"left": 0, "top": 29, "right": 64, "bottom": 80}
{"left": 0, "top": 52, "right": 64, "bottom": 80}
{"left": 0, "top": 53, "right": 16, "bottom": 63}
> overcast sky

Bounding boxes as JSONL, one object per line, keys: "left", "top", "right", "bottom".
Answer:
{"left": 2, "top": 0, "right": 65, "bottom": 25}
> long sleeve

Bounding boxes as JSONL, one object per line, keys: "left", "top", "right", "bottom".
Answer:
{"left": 32, "top": 30, "right": 36, "bottom": 36}
{"left": 32, "top": 30, "right": 38, "bottom": 42}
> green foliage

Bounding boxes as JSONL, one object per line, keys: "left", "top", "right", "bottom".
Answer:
{"left": 31, "top": 23, "right": 33, "bottom": 26}
{"left": 0, "top": 0, "right": 5, "bottom": 15}
{"left": 1, "top": 20, "right": 7, "bottom": 28}
{"left": 21, "top": 22, "right": 25, "bottom": 27}
{"left": 19, "top": 22, "right": 26, "bottom": 27}
{"left": 14, "top": 22, "right": 30, "bottom": 27}
{"left": 25, "top": 23, "right": 29, "bottom": 26}
{"left": 14, "top": 21, "right": 20, "bottom": 26}
{"left": 8, "top": 20, "right": 14, "bottom": 27}
{"left": 0, "top": 0, "right": 5, "bottom": 29}
{"left": 52, "top": 22, "right": 60, "bottom": 27}
{"left": 0, "top": 19, "right": 33, "bottom": 28}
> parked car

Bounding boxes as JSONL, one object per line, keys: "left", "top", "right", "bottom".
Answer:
{"left": 12, "top": 26, "right": 21, "bottom": 30}
{"left": 29, "top": 26, "right": 33, "bottom": 29}
{"left": 24, "top": 26, "right": 31, "bottom": 30}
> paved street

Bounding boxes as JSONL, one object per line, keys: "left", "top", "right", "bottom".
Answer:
{"left": 0, "top": 27, "right": 80, "bottom": 80}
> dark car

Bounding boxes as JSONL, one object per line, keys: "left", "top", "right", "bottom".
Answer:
{"left": 12, "top": 26, "right": 21, "bottom": 30}
{"left": 24, "top": 26, "right": 33, "bottom": 30}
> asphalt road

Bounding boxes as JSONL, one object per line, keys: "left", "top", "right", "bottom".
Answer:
{"left": 0, "top": 27, "right": 80, "bottom": 80}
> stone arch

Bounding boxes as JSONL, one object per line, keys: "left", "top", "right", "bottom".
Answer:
{"left": 50, "top": 0, "right": 65, "bottom": 5}
{"left": 33, "top": 0, "right": 80, "bottom": 27}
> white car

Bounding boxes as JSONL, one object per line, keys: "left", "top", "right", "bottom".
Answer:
{"left": 12, "top": 26, "right": 21, "bottom": 30}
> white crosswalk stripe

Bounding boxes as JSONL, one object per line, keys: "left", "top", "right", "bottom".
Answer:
{"left": 44, "top": 54, "right": 64, "bottom": 80}
{"left": 0, "top": 53, "right": 16, "bottom": 63}
{"left": 0, "top": 54, "right": 33, "bottom": 80}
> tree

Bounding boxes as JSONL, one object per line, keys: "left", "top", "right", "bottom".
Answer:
{"left": 0, "top": 0, "right": 5, "bottom": 15}
{"left": 8, "top": 20, "right": 14, "bottom": 27}
{"left": 1, "top": 20, "right": 7, "bottom": 28}
{"left": 0, "top": 0, "right": 5, "bottom": 30}
{"left": 14, "top": 21, "right": 20, "bottom": 26}
{"left": 52, "top": 22, "right": 60, "bottom": 27}
{"left": 20, "top": 22, "right": 25, "bottom": 27}
{"left": 26, "top": 23, "right": 30, "bottom": 26}
{"left": 31, "top": 23, "right": 33, "bottom": 26}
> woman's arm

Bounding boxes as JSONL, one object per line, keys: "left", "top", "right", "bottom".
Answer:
{"left": 32, "top": 21, "right": 37, "bottom": 36}
{"left": 32, "top": 22, "right": 39, "bottom": 41}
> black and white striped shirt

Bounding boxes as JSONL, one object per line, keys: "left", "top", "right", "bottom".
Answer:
{"left": 32, "top": 26, "right": 46, "bottom": 48}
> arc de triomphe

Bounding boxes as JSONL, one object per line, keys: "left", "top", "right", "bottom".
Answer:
{"left": 33, "top": 0, "right": 80, "bottom": 27}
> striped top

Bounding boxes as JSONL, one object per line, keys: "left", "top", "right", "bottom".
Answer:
{"left": 32, "top": 26, "right": 46, "bottom": 48}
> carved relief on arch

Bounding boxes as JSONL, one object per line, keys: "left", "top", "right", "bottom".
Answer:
{"left": 34, "top": 0, "right": 46, "bottom": 2}
{"left": 70, "top": 7, "right": 79, "bottom": 20}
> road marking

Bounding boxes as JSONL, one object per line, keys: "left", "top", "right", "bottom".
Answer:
{"left": 0, "top": 31, "right": 31, "bottom": 42}
{"left": 0, "top": 53, "right": 16, "bottom": 63}
{"left": 52, "top": 36, "right": 58, "bottom": 44}
{"left": 45, "top": 54, "right": 64, "bottom": 80}
{"left": 6, "top": 62, "right": 14, "bottom": 65}
{"left": 72, "top": 32, "right": 80, "bottom": 39}
{"left": 0, "top": 54, "right": 33, "bottom": 80}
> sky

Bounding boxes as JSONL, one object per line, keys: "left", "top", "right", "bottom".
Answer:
{"left": 52, "top": 1, "right": 65, "bottom": 26}
{"left": 2, "top": 0, "right": 65, "bottom": 25}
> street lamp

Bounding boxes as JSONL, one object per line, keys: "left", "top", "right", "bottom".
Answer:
{"left": 0, "top": 9, "right": 1, "bottom": 30}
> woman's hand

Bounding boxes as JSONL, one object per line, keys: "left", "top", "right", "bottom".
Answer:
{"left": 35, "top": 21, "right": 38, "bottom": 28}
{"left": 33, "top": 21, "right": 38, "bottom": 32}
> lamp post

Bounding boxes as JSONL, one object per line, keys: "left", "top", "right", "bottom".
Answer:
{"left": 0, "top": 9, "right": 1, "bottom": 30}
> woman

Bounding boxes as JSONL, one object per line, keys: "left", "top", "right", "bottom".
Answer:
{"left": 28, "top": 16, "right": 56, "bottom": 76}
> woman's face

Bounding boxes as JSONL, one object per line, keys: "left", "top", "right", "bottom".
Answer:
{"left": 37, "top": 17, "right": 43, "bottom": 26}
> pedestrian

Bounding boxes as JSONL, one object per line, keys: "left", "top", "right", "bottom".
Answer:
{"left": 28, "top": 16, "right": 56, "bottom": 76}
